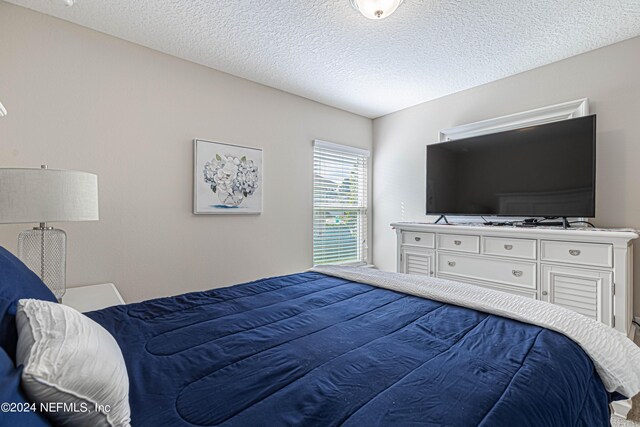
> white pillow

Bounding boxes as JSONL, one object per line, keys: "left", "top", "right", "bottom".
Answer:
{"left": 16, "top": 299, "right": 131, "bottom": 427}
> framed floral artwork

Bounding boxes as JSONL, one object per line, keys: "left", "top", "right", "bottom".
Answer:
{"left": 193, "top": 139, "right": 263, "bottom": 214}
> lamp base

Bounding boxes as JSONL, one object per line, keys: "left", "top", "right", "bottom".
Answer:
{"left": 17, "top": 225, "right": 66, "bottom": 300}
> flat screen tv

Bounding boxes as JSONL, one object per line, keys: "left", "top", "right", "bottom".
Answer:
{"left": 426, "top": 115, "right": 596, "bottom": 218}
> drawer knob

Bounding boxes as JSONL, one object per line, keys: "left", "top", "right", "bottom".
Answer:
{"left": 542, "top": 291, "right": 548, "bottom": 296}
{"left": 414, "top": 237, "right": 421, "bottom": 242}
{"left": 504, "top": 244, "right": 513, "bottom": 250}
{"left": 447, "top": 261, "right": 456, "bottom": 267}
{"left": 512, "top": 270, "right": 523, "bottom": 277}
{"left": 454, "top": 240, "right": 462, "bottom": 246}
{"left": 569, "top": 249, "right": 581, "bottom": 256}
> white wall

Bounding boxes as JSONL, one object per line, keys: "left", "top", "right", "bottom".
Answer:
{"left": 4, "top": 1, "right": 639, "bottom": 314}
{"left": 372, "top": 36, "right": 640, "bottom": 316}
{"left": 0, "top": 2, "right": 372, "bottom": 303}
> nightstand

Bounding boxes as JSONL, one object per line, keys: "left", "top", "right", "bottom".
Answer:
{"left": 61, "top": 283, "right": 125, "bottom": 312}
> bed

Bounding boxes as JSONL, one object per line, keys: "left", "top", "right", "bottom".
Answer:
{"left": 87, "top": 270, "right": 616, "bottom": 426}
{"left": 2, "top": 248, "right": 638, "bottom": 426}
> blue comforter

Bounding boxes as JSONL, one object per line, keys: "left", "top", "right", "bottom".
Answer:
{"left": 87, "top": 272, "right": 611, "bottom": 426}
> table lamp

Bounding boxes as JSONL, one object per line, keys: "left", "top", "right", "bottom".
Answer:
{"left": 0, "top": 166, "right": 99, "bottom": 300}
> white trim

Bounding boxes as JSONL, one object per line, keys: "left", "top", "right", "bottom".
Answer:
{"left": 438, "top": 98, "right": 589, "bottom": 142}
{"left": 313, "top": 139, "right": 370, "bottom": 157}
{"left": 611, "top": 400, "right": 633, "bottom": 419}
{"left": 312, "top": 139, "right": 369, "bottom": 265}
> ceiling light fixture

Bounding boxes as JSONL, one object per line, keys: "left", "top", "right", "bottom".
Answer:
{"left": 0, "top": 101, "right": 6, "bottom": 117}
{"left": 349, "top": 0, "right": 404, "bottom": 20}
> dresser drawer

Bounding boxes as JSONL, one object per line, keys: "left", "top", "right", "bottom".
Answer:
{"left": 482, "top": 237, "right": 537, "bottom": 260}
{"left": 540, "top": 240, "right": 613, "bottom": 268}
{"left": 437, "top": 253, "right": 536, "bottom": 290}
{"left": 402, "top": 232, "right": 435, "bottom": 248}
{"left": 438, "top": 234, "right": 480, "bottom": 253}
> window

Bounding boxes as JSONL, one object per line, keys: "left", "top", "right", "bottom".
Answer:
{"left": 313, "top": 140, "right": 369, "bottom": 265}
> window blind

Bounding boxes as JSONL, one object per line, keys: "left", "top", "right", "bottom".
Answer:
{"left": 313, "top": 140, "right": 369, "bottom": 265}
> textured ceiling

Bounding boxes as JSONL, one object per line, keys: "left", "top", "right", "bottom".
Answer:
{"left": 5, "top": 0, "right": 640, "bottom": 118}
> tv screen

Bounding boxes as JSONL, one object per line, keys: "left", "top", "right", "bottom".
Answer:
{"left": 426, "top": 115, "right": 596, "bottom": 217}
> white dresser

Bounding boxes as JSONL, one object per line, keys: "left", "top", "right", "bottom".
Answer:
{"left": 392, "top": 222, "right": 638, "bottom": 338}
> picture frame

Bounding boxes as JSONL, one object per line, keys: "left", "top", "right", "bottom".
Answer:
{"left": 193, "top": 139, "right": 263, "bottom": 214}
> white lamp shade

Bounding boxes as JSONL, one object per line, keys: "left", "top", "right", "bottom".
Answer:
{"left": 350, "top": 0, "right": 404, "bottom": 19}
{"left": 0, "top": 168, "right": 99, "bottom": 224}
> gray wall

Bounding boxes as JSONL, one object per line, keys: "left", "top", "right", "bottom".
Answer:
{"left": 0, "top": 2, "right": 372, "bottom": 303}
{"left": 372, "top": 35, "right": 640, "bottom": 316}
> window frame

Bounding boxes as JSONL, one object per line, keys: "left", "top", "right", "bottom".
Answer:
{"left": 312, "top": 139, "right": 370, "bottom": 266}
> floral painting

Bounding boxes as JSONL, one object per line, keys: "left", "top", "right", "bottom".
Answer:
{"left": 194, "top": 139, "right": 262, "bottom": 214}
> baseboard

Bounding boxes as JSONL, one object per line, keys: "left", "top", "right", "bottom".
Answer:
{"left": 611, "top": 399, "right": 632, "bottom": 419}
{"left": 612, "top": 321, "right": 638, "bottom": 419}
